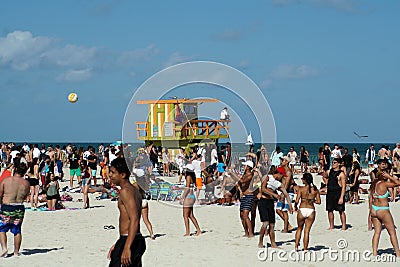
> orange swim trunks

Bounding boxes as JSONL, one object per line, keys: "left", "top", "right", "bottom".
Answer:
{"left": 195, "top": 178, "right": 203, "bottom": 189}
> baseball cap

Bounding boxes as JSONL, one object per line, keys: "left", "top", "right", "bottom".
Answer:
{"left": 242, "top": 160, "right": 254, "bottom": 168}
{"left": 280, "top": 156, "right": 290, "bottom": 162}
{"left": 276, "top": 167, "right": 287, "bottom": 177}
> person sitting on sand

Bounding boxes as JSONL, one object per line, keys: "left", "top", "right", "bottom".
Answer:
{"left": 180, "top": 164, "right": 201, "bottom": 236}
{"left": 0, "top": 162, "right": 30, "bottom": 257}
{"left": 88, "top": 182, "right": 116, "bottom": 199}
{"left": 256, "top": 167, "right": 292, "bottom": 248}
{"left": 294, "top": 173, "right": 321, "bottom": 251}
{"left": 369, "top": 158, "right": 400, "bottom": 257}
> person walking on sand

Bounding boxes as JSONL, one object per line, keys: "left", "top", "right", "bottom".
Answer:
{"left": 132, "top": 182, "right": 155, "bottom": 240}
{"left": 180, "top": 164, "right": 201, "bottom": 237}
{"left": 348, "top": 159, "right": 361, "bottom": 204}
{"left": 0, "top": 162, "right": 30, "bottom": 257}
{"left": 27, "top": 158, "right": 40, "bottom": 209}
{"left": 256, "top": 167, "right": 292, "bottom": 248}
{"left": 369, "top": 158, "right": 400, "bottom": 257}
{"left": 365, "top": 144, "right": 376, "bottom": 173}
{"left": 323, "top": 158, "right": 347, "bottom": 230}
{"left": 107, "top": 158, "right": 146, "bottom": 267}
{"left": 294, "top": 173, "right": 321, "bottom": 251}
{"left": 68, "top": 146, "right": 81, "bottom": 189}
{"left": 231, "top": 160, "right": 256, "bottom": 237}
{"left": 276, "top": 159, "right": 294, "bottom": 233}
{"left": 287, "top": 146, "right": 297, "bottom": 173}
{"left": 80, "top": 161, "right": 92, "bottom": 209}
{"left": 299, "top": 146, "right": 309, "bottom": 174}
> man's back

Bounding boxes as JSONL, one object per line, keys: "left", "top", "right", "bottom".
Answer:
{"left": 0, "top": 176, "right": 30, "bottom": 204}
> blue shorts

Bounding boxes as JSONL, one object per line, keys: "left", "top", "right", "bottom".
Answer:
{"left": 240, "top": 194, "right": 255, "bottom": 211}
{"left": 368, "top": 161, "right": 374, "bottom": 165}
{"left": 57, "top": 160, "right": 63, "bottom": 174}
{"left": 0, "top": 204, "right": 25, "bottom": 235}
{"left": 276, "top": 193, "right": 293, "bottom": 212}
{"left": 82, "top": 178, "right": 90, "bottom": 186}
{"left": 91, "top": 169, "right": 97, "bottom": 177}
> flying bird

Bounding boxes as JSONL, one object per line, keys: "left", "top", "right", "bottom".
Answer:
{"left": 353, "top": 131, "right": 368, "bottom": 138}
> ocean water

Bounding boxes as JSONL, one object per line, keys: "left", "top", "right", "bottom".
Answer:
{"left": 14, "top": 142, "right": 394, "bottom": 167}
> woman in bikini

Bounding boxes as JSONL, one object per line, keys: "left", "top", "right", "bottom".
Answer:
{"left": 132, "top": 182, "right": 155, "bottom": 240}
{"left": 180, "top": 164, "right": 201, "bottom": 236}
{"left": 27, "top": 158, "right": 40, "bottom": 209}
{"left": 369, "top": 159, "right": 400, "bottom": 257}
{"left": 294, "top": 173, "right": 321, "bottom": 251}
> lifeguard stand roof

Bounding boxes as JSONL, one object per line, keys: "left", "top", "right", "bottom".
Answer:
{"left": 137, "top": 98, "right": 218, "bottom": 104}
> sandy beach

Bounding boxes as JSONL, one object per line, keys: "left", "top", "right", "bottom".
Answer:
{"left": 0, "top": 170, "right": 399, "bottom": 267}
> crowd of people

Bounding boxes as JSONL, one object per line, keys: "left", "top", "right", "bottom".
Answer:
{"left": 1, "top": 141, "right": 400, "bottom": 264}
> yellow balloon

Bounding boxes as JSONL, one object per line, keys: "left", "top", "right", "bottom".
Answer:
{"left": 68, "top": 92, "right": 78, "bottom": 103}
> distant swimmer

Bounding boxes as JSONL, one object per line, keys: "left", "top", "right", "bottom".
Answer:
{"left": 353, "top": 131, "right": 368, "bottom": 138}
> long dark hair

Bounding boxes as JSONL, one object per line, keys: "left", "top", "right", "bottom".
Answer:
{"left": 303, "top": 173, "right": 317, "bottom": 193}
{"left": 185, "top": 170, "right": 196, "bottom": 184}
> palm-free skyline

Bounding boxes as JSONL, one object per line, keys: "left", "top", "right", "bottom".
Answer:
{"left": 1, "top": 1, "right": 399, "bottom": 143}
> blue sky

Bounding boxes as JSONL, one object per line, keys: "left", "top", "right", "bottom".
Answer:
{"left": 0, "top": 0, "right": 399, "bottom": 143}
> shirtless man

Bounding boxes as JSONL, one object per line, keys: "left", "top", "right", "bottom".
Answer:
{"left": 231, "top": 160, "right": 255, "bottom": 237}
{"left": 107, "top": 158, "right": 146, "bottom": 267}
{"left": 0, "top": 162, "right": 30, "bottom": 257}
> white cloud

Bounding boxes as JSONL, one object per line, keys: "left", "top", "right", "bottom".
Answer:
{"left": 42, "top": 44, "right": 98, "bottom": 68}
{"left": 270, "top": 64, "right": 321, "bottom": 80}
{"left": 272, "top": 0, "right": 362, "bottom": 12}
{"left": 56, "top": 68, "right": 93, "bottom": 82}
{"left": 163, "top": 52, "right": 195, "bottom": 67}
{"left": 0, "top": 31, "right": 56, "bottom": 70}
{"left": 0, "top": 30, "right": 159, "bottom": 82}
{"left": 117, "top": 45, "right": 159, "bottom": 67}
{"left": 0, "top": 31, "right": 99, "bottom": 71}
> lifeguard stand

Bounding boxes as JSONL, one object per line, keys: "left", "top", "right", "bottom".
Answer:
{"left": 135, "top": 98, "right": 230, "bottom": 148}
